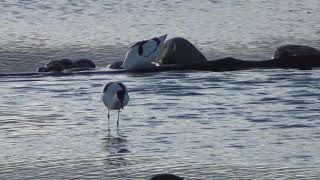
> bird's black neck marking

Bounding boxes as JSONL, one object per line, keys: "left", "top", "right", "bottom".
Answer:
{"left": 118, "top": 83, "right": 126, "bottom": 93}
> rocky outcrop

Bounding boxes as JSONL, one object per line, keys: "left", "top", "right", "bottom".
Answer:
{"left": 273, "top": 45, "right": 320, "bottom": 70}
{"left": 273, "top": 45, "right": 320, "bottom": 59}
{"left": 156, "top": 37, "right": 207, "bottom": 65}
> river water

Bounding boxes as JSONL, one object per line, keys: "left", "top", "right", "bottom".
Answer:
{"left": 1, "top": 0, "right": 320, "bottom": 179}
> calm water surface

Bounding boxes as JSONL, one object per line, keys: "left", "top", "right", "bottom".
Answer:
{"left": 1, "top": 0, "right": 320, "bottom": 179}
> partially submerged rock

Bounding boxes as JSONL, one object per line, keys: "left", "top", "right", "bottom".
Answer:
{"left": 38, "top": 59, "right": 96, "bottom": 72}
{"left": 107, "top": 61, "right": 123, "bottom": 69}
{"left": 117, "top": 148, "right": 130, "bottom": 153}
{"left": 156, "top": 37, "right": 207, "bottom": 65}
{"left": 72, "top": 58, "right": 96, "bottom": 69}
{"left": 273, "top": 45, "right": 320, "bottom": 59}
{"left": 273, "top": 45, "right": 320, "bottom": 70}
{"left": 150, "top": 173, "right": 184, "bottom": 180}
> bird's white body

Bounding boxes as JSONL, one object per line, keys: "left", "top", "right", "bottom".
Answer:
{"left": 101, "top": 82, "right": 129, "bottom": 110}
{"left": 101, "top": 82, "right": 129, "bottom": 132}
{"left": 122, "top": 34, "right": 167, "bottom": 70}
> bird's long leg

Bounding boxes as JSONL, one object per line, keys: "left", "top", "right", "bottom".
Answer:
{"left": 107, "top": 109, "right": 110, "bottom": 133}
{"left": 117, "top": 109, "right": 120, "bottom": 132}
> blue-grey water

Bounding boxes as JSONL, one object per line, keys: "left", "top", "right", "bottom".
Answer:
{"left": 1, "top": 0, "right": 320, "bottom": 179}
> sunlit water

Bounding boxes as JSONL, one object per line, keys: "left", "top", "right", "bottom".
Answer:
{"left": 1, "top": 0, "right": 320, "bottom": 179}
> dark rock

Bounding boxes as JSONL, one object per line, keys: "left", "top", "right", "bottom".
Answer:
{"left": 38, "top": 59, "right": 73, "bottom": 72}
{"left": 273, "top": 45, "right": 320, "bottom": 59}
{"left": 72, "top": 58, "right": 96, "bottom": 69}
{"left": 273, "top": 45, "right": 320, "bottom": 70}
{"left": 108, "top": 61, "right": 123, "bottom": 69}
{"left": 150, "top": 174, "right": 184, "bottom": 180}
{"left": 51, "top": 59, "right": 74, "bottom": 69}
{"left": 45, "top": 63, "right": 65, "bottom": 72}
{"left": 38, "top": 66, "right": 47, "bottom": 72}
{"left": 38, "top": 59, "right": 96, "bottom": 72}
{"left": 117, "top": 148, "right": 130, "bottom": 153}
{"left": 156, "top": 37, "right": 207, "bottom": 65}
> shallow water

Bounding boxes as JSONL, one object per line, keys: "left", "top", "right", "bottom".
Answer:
{"left": 1, "top": 70, "right": 320, "bottom": 179}
{"left": 1, "top": 0, "right": 320, "bottom": 179}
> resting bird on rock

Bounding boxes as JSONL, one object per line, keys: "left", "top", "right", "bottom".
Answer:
{"left": 121, "top": 34, "right": 167, "bottom": 70}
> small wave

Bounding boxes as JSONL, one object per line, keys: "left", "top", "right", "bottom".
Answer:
{"left": 273, "top": 124, "right": 315, "bottom": 129}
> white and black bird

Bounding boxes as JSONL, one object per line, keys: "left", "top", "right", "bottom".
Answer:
{"left": 122, "top": 34, "right": 167, "bottom": 70}
{"left": 101, "top": 82, "right": 129, "bottom": 131}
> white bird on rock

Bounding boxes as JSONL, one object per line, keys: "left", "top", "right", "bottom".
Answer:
{"left": 121, "top": 34, "right": 167, "bottom": 70}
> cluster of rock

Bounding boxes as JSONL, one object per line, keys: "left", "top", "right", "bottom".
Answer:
{"left": 38, "top": 38, "right": 320, "bottom": 73}
{"left": 108, "top": 38, "right": 320, "bottom": 71}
